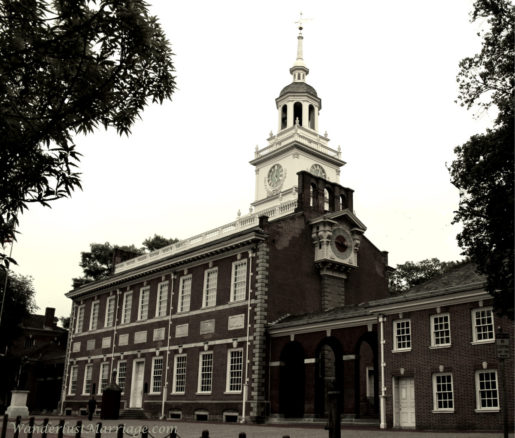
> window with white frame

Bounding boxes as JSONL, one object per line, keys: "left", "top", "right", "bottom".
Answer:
{"left": 475, "top": 370, "right": 499, "bottom": 410}
{"left": 226, "top": 349, "right": 243, "bottom": 393}
{"left": 69, "top": 365, "right": 78, "bottom": 395}
{"left": 105, "top": 296, "right": 116, "bottom": 327}
{"left": 178, "top": 275, "right": 192, "bottom": 313}
{"left": 83, "top": 364, "right": 93, "bottom": 394}
{"left": 98, "top": 362, "right": 110, "bottom": 394}
{"left": 138, "top": 287, "right": 150, "bottom": 320}
{"left": 89, "top": 301, "right": 100, "bottom": 330}
{"left": 230, "top": 260, "right": 247, "bottom": 302}
{"left": 431, "top": 313, "right": 451, "bottom": 347}
{"left": 121, "top": 291, "right": 132, "bottom": 324}
{"left": 117, "top": 361, "right": 127, "bottom": 392}
{"left": 393, "top": 319, "right": 411, "bottom": 351}
{"left": 198, "top": 351, "right": 213, "bottom": 393}
{"left": 172, "top": 354, "right": 187, "bottom": 394}
{"left": 432, "top": 373, "right": 454, "bottom": 411}
{"left": 202, "top": 268, "right": 218, "bottom": 308}
{"left": 156, "top": 282, "right": 169, "bottom": 317}
{"left": 75, "top": 305, "right": 85, "bottom": 334}
{"left": 151, "top": 357, "right": 164, "bottom": 393}
{"left": 472, "top": 308, "right": 495, "bottom": 343}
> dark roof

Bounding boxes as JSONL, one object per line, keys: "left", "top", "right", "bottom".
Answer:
{"left": 279, "top": 81, "right": 318, "bottom": 98}
{"left": 406, "top": 262, "right": 484, "bottom": 294}
{"left": 21, "top": 314, "right": 67, "bottom": 333}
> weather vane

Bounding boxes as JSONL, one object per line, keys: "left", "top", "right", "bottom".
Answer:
{"left": 295, "top": 12, "right": 312, "bottom": 35}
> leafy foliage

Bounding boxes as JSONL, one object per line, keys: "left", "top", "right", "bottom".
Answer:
{"left": 0, "top": 0, "right": 176, "bottom": 267}
{"left": 72, "top": 234, "right": 178, "bottom": 287}
{"left": 142, "top": 234, "right": 178, "bottom": 252}
{"left": 0, "top": 271, "right": 38, "bottom": 350}
{"left": 450, "top": 0, "right": 514, "bottom": 318}
{"left": 72, "top": 242, "right": 143, "bottom": 287}
{"left": 389, "top": 258, "right": 463, "bottom": 295}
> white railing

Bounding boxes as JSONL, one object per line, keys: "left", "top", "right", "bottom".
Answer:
{"left": 255, "top": 125, "right": 341, "bottom": 160}
{"left": 114, "top": 199, "right": 298, "bottom": 274}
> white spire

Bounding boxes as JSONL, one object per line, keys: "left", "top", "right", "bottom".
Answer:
{"left": 291, "top": 12, "right": 309, "bottom": 82}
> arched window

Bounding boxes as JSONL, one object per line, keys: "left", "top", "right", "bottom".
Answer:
{"left": 340, "top": 194, "right": 347, "bottom": 210}
{"left": 309, "top": 105, "right": 315, "bottom": 129}
{"left": 281, "top": 105, "right": 287, "bottom": 130}
{"left": 324, "top": 188, "right": 331, "bottom": 212}
{"left": 293, "top": 102, "right": 303, "bottom": 126}
{"left": 310, "top": 184, "right": 317, "bottom": 208}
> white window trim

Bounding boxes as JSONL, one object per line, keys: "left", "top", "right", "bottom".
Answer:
{"left": 98, "top": 362, "right": 110, "bottom": 395}
{"left": 89, "top": 301, "right": 100, "bottom": 331}
{"left": 471, "top": 307, "right": 495, "bottom": 344}
{"left": 82, "top": 364, "right": 93, "bottom": 395}
{"left": 75, "top": 305, "right": 85, "bottom": 334}
{"left": 121, "top": 291, "right": 133, "bottom": 324}
{"left": 178, "top": 275, "right": 192, "bottom": 313}
{"left": 116, "top": 361, "right": 127, "bottom": 393}
{"left": 105, "top": 296, "right": 116, "bottom": 327}
{"left": 432, "top": 373, "right": 454, "bottom": 413}
{"left": 172, "top": 354, "right": 187, "bottom": 394}
{"left": 68, "top": 365, "right": 78, "bottom": 395}
{"left": 202, "top": 268, "right": 218, "bottom": 308}
{"left": 138, "top": 286, "right": 150, "bottom": 321}
{"left": 393, "top": 318, "right": 412, "bottom": 352}
{"left": 225, "top": 348, "right": 244, "bottom": 394}
{"left": 475, "top": 369, "right": 500, "bottom": 412}
{"left": 230, "top": 259, "right": 247, "bottom": 302}
{"left": 150, "top": 356, "right": 164, "bottom": 394}
{"left": 155, "top": 281, "right": 169, "bottom": 318}
{"left": 430, "top": 313, "right": 451, "bottom": 348}
{"left": 197, "top": 351, "right": 213, "bottom": 394}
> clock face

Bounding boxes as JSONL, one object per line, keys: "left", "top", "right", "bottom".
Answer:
{"left": 330, "top": 228, "right": 353, "bottom": 260}
{"left": 310, "top": 164, "right": 326, "bottom": 179}
{"left": 267, "top": 164, "right": 284, "bottom": 188}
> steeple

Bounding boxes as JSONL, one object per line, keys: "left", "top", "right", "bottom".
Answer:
{"left": 290, "top": 15, "right": 309, "bottom": 83}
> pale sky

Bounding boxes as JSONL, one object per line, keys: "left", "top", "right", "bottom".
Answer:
{"left": 11, "top": 0, "right": 496, "bottom": 319}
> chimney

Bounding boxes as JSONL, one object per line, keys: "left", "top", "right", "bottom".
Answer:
{"left": 44, "top": 307, "right": 56, "bottom": 328}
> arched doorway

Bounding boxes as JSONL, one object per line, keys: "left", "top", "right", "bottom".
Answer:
{"left": 314, "top": 337, "right": 344, "bottom": 417}
{"left": 354, "top": 333, "right": 379, "bottom": 418}
{"left": 279, "top": 342, "right": 305, "bottom": 417}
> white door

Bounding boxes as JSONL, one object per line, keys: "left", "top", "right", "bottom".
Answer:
{"left": 130, "top": 360, "right": 145, "bottom": 408}
{"left": 398, "top": 377, "right": 415, "bottom": 428}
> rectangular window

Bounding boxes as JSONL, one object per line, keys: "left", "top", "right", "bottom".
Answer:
{"left": 121, "top": 291, "right": 132, "bottom": 324}
{"left": 156, "top": 282, "right": 169, "bottom": 317}
{"left": 151, "top": 357, "right": 164, "bottom": 393}
{"left": 83, "top": 364, "right": 93, "bottom": 395}
{"left": 472, "top": 308, "right": 495, "bottom": 342}
{"left": 476, "top": 370, "right": 499, "bottom": 410}
{"left": 89, "top": 301, "right": 100, "bottom": 331}
{"left": 173, "top": 354, "right": 187, "bottom": 394}
{"left": 431, "top": 313, "right": 451, "bottom": 347}
{"left": 226, "top": 349, "right": 243, "bottom": 393}
{"left": 75, "top": 305, "right": 85, "bottom": 334}
{"left": 230, "top": 260, "right": 247, "bottom": 302}
{"left": 99, "top": 363, "right": 110, "bottom": 394}
{"left": 138, "top": 287, "right": 150, "bottom": 321}
{"left": 117, "top": 361, "right": 127, "bottom": 392}
{"left": 105, "top": 296, "right": 116, "bottom": 327}
{"left": 202, "top": 268, "right": 218, "bottom": 308}
{"left": 69, "top": 365, "right": 78, "bottom": 395}
{"left": 178, "top": 275, "right": 192, "bottom": 313}
{"left": 393, "top": 319, "right": 411, "bottom": 351}
{"left": 433, "top": 373, "right": 454, "bottom": 411}
{"left": 198, "top": 352, "right": 213, "bottom": 393}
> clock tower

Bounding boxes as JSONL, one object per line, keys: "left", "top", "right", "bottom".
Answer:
{"left": 250, "top": 22, "right": 345, "bottom": 214}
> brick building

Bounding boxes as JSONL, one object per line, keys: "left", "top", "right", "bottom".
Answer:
{"left": 61, "top": 27, "right": 513, "bottom": 431}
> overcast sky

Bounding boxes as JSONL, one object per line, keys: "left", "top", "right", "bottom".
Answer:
{"left": 11, "top": 0, "right": 496, "bottom": 319}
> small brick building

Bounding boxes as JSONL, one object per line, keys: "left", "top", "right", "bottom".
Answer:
{"left": 61, "top": 27, "right": 513, "bottom": 431}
